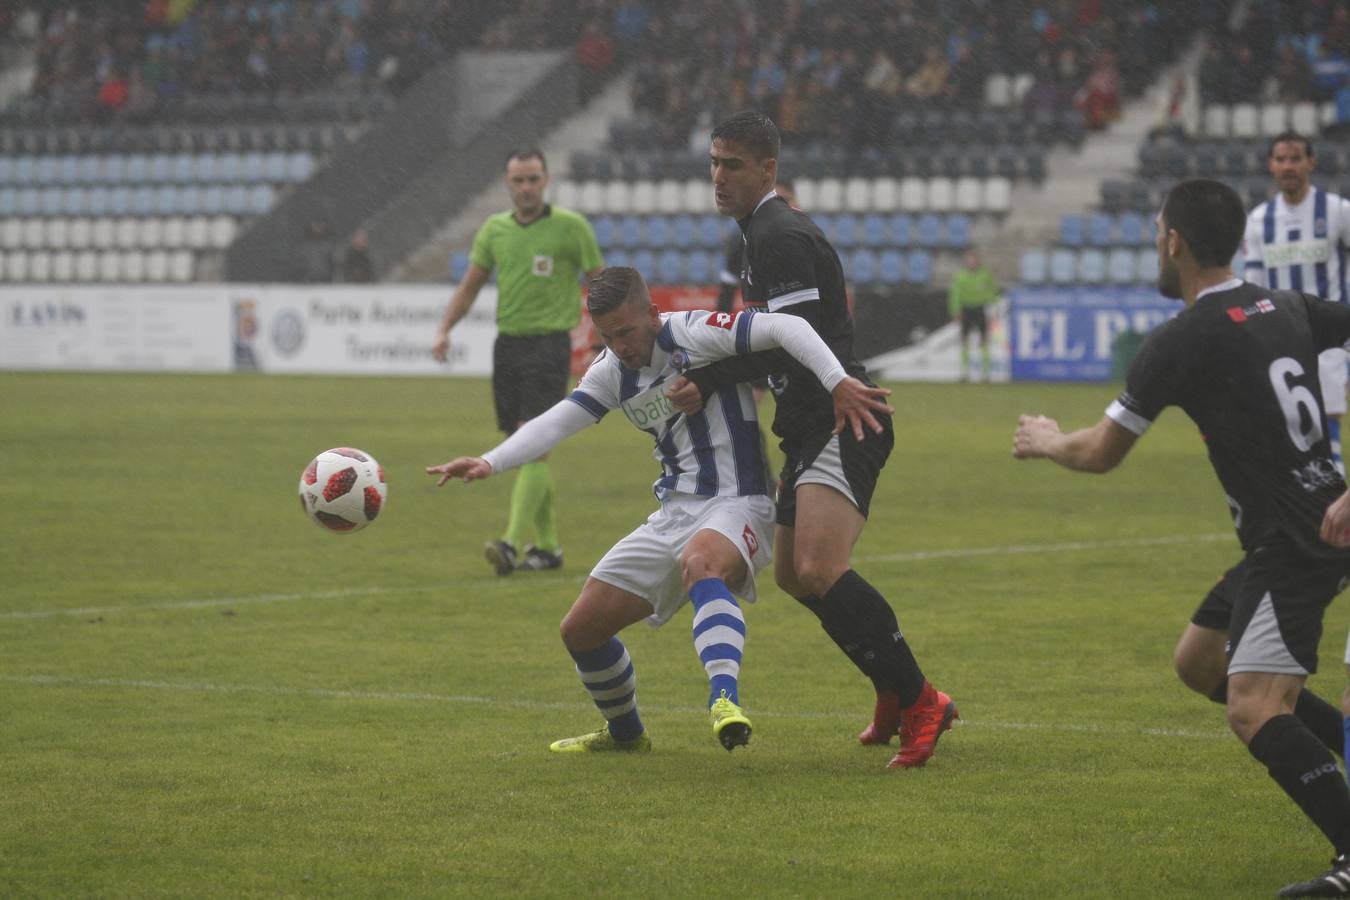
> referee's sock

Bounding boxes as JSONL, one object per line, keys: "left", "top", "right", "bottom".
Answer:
{"left": 1249, "top": 714, "right": 1350, "bottom": 855}
{"left": 689, "top": 578, "right": 745, "bottom": 707}
{"left": 822, "top": 570, "right": 927, "bottom": 709}
{"left": 505, "top": 460, "right": 551, "bottom": 550}
{"left": 1207, "top": 679, "right": 1344, "bottom": 758}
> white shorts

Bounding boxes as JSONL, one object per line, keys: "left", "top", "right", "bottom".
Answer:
{"left": 1320, "top": 348, "right": 1347, "bottom": 416}
{"left": 589, "top": 492, "right": 775, "bottom": 628}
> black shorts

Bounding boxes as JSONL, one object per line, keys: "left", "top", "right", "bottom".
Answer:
{"left": 1191, "top": 550, "right": 1348, "bottom": 676}
{"left": 775, "top": 415, "right": 894, "bottom": 527}
{"left": 959, "top": 306, "right": 988, "bottom": 340}
{"left": 492, "top": 332, "right": 572, "bottom": 434}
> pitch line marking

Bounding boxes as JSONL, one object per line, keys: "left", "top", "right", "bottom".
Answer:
{"left": 1, "top": 673, "right": 1230, "bottom": 741}
{"left": 0, "top": 533, "right": 1232, "bottom": 622}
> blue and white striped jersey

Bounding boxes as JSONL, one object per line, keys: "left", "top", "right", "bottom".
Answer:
{"left": 568, "top": 310, "right": 771, "bottom": 500}
{"left": 1244, "top": 186, "right": 1350, "bottom": 302}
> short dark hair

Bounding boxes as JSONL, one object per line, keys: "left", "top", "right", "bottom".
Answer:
{"left": 1160, "top": 179, "right": 1246, "bottom": 267}
{"left": 586, "top": 266, "right": 646, "bottom": 316}
{"left": 1268, "top": 130, "right": 1314, "bottom": 159}
{"left": 505, "top": 147, "right": 547, "bottom": 171}
{"left": 710, "top": 111, "right": 780, "bottom": 162}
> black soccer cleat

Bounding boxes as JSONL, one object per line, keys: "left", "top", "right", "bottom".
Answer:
{"left": 484, "top": 540, "right": 518, "bottom": 576}
{"left": 518, "top": 545, "right": 563, "bottom": 572}
{"left": 1280, "top": 854, "right": 1350, "bottom": 897}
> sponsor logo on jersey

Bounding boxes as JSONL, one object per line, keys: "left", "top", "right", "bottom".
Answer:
{"left": 1226, "top": 299, "right": 1277, "bottom": 323}
{"left": 1262, "top": 241, "right": 1331, "bottom": 267}
{"left": 532, "top": 255, "right": 554, "bottom": 276}
{"left": 1292, "top": 458, "right": 1342, "bottom": 493}
{"left": 706, "top": 311, "right": 740, "bottom": 330}
{"left": 742, "top": 523, "right": 759, "bottom": 558}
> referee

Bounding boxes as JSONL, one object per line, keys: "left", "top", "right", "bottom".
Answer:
{"left": 433, "top": 148, "right": 604, "bottom": 575}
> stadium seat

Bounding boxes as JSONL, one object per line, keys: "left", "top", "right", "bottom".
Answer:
{"left": 1059, "top": 214, "right": 1086, "bottom": 247}
{"left": 115, "top": 218, "right": 138, "bottom": 249}
{"left": 1117, "top": 211, "right": 1148, "bottom": 246}
{"left": 552, "top": 179, "right": 578, "bottom": 209}
{"left": 35, "top": 155, "right": 57, "bottom": 185}
{"left": 39, "top": 188, "right": 62, "bottom": 216}
{"left": 287, "top": 151, "right": 315, "bottom": 182}
{"left": 985, "top": 73, "right": 1012, "bottom": 108}
{"left": 792, "top": 177, "right": 817, "bottom": 210}
{"left": 51, "top": 250, "right": 74, "bottom": 282}
{"left": 685, "top": 249, "right": 713, "bottom": 283}
{"left": 44, "top": 217, "right": 69, "bottom": 249}
{"left": 97, "top": 250, "right": 122, "bottom": 281}
{"left": 1049, "top": 248, "right": 1077, "bottom": 283}
{"left": 74, "top": 250, "right": 97, "bottom": 281}
{"left": 1202, "top": 104, "right": 1229, "bottom": 137}
{"left": 1107, "top": 248, "right": 1136, "bottom": 284}
{"left": 131, "top": 186, "right": 155, "bottom": 216}
{"left": 1019, "top": 248, "right": 1048, "bottom": 284}
{"left": 1291, "top": 101, "right": 1318, "bottom": 135}
{"left": 186, "top": 217, "right": 210, "bottom": 249}
{"left": 248, "top": 185, "right": 275, "bottom": 216}
{"left": 28, "top": 250, "right": 51, "bottom": 282}
{"left": 888, "top": 213, "right": 913, "bottom": 246}
{"left": 916, "top": 213, "right": 942, "bottom": 247}
{"left": 631, "top": 249, "right": 655, "bottom": 281}
{"left": 154, "top": 185, "right": 178, "bottom": 215}
{"left": 0, "top": 187, "right": 14, "bottom": 217}
{"left": 0, "top": 217, "right": 19, "bottom": 250}
{"left": 5, "top": 250, "right": 28, "bottom": 281}
{"left": 695, "top": 214, "right": 722, "bottom": 248}
{"left": 629, "top": 180, "right": 656, "bottom": 214}
{"left": 905, "top": 249, "right": 932, "bottom": 284}
{"left": 927, "top": 177, "right": 954, "bottom": 212}
{"left": 1087, "top": 213, "right": 1114, "bottom": 247}
{"left": 616, "top": 215, "right": 641, "bottom": 249}
{"left": 844, "top": 177, "right": 870, "bottom": 212}
{"left": 861, "top": 213, "right": 887, "bottom": 247}
{"left": 850, "top": 249, "right": 878, "bottom": 284}
{"left": 160, "top": 217, "right": 186, "bottom": 249}
{"left": 812, "top": 213, "right": 836, "bottom": 245}
{"left": 832, "top": 213, "right": 858, "bottom": 248}
{"left": 67, "top": 217, "right": 92, "bottom": 249}
{"left": 954, "top": 177, "right": 981, "bottom": 212}
{"left": 14, "top": 157, "right": 35, "bottom": 186}
{"left": 656, "top": 249, "right": 683, "bottom": 283}
{"left": 578, "top": 180, "right": 604, "bottom": 214}
{"left": 603, "top": 180, "right": 631, "bottom": 214}
{"left": 21, "top": 218, "right": 43, "bottom": 249}
{"left": 816, "top": 177, "right": 843, "bottom": 212}
{"left": 1136, "top": 247, "right": 1160, "bottom": 284}
{"left": 645, "top": 216, "right": 672, "bottom": 248}
{"left": 121, "top": 250, "right": 146, "bottom": 281}
{"left": 168, "top": 250, "right": 194, "bottom": 282}
{"left": 899, "top": 177, "right": 926, "bottom": 212}
{"left": 1231, "top": 103, "right": 1258, "bottom": 138}
{"left": 240, "top": 153, "right": 264, "bottom": 183}
{"left": 682, "top": 179, "right": 711, "bottom": 214}
{"left": 56, "top": 155, "right": 79, "bottom": 184}
{"left": 61, "top": 187, "right": 86, "bottom": 217}
{"left": 878, "top": 249, "right": 904, "bottom": 284}
{"left": 605, "top": 249, "right": 630, "bottom": 269}
{"left": 0, "top": 157, "right": 12, "bottom": 186}
{"left": 91, "top": 218, "right": 115, "bottom": 249}
{"left": 872, "top": 176, "right": 898, "bottom": 210}
{"left": 148, "top": 154, "right": 172, "bottom": 183}
{"left": 224, "top": 185, "right": 248, "bottom": 216}
{"left": 139, "top": 218, "right": 163, "bottom": 248}
{"left": 1259, "top": 102, "right": 1288, "bottom": 137}
{"left": 591, "top": 215, "right": 616, "bottom": 248}
{"left": 672, "top": 214, "right": 696, "bottom": 248}
{"left": 1077, "top": 248, "right": 1107, "bottom": 283}
{"left": 656, "top": 179, "right": 682, "bottom": 214}
{"left": 171, "top": 152, "right": 195, "bottom": 183}
{"left": 945, "top": 213, "right": 971, "bottom": 248}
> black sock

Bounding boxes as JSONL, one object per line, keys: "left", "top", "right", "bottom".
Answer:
{"left": 1248, "top": 714, "right": 1350, "bottom": 854}
{"left": 1208, "top": 680, "right": 1344, "bottom": 759}
{"left": 821, "top": 570, "right": 926, "bottom": 707}
{"left": 796, "top": 594, "right": 889, "bottom": 693}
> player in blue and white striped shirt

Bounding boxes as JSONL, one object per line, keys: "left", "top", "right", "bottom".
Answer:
{"left": 1244, "top": 131, "right": 1350, "bottom": 469}
{"left": 426, "top": 266, "right": 892, "bottom": 754}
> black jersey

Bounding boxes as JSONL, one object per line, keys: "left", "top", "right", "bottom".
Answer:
{"left": 1110, "top": 280, "right": 1350, "bottom": 560}
{"left": 689, "top": 195, "right": 871, "bottom": 446}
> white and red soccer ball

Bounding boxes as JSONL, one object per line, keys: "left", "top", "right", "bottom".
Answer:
{"left": 299, "top": 447, "right": 386, "bottom": 533}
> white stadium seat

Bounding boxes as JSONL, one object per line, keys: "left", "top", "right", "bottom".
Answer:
{"left": 1260, "top": 102, "right": 1289, "bottom": 136}
{"left": 67, "top": 217, "right": 92, "bottom": 249}
{"left": 792, "top": 177, "right": 817, "bottom": 210}
{"left": 1077, "top": 248, "right": 1106, "bottom": 283}
{"left": 1202, "top": 103, "right": 1229, "bottom": 137}
{"left": 6, "top": 250, "right": 28, "bottom": 281}
{"left": 121, "top": 250, "right": 146, "bottom": 282}
{"left": 1107, "top": 248, "right": 1136, "bottom": 283}
{"left": 114, "top": 218, "right": 139, "bottom": 249}
{"left": 815, "top": 177, "right": 843, "bottom": 212}
{"left": 138, "top": 217, "right": 163, "bottom": 248}
{"left": 98, "top": 250, "right": 122, "bottom": 282}
{"left": 954, "top": 177, "right": 982, "bottom": 212}
{"left": 74, "top": 250, "right": 98, "bottom": 281}
{"left": 1010, "top": 72, "right": 1034, "bottom": 104}
{"left": 871, "top": 176, "right": 898, "bottom": 211}
{"left": 984, "top": 73, "right": 1012, "bottom": 108}
{"left": 28, "top": 251, "right": 51, "bottom": 282}
{"left": 1136, "top": 247, "right": 1159, "bottom": 284}
{"left": 551, "top": 179, "right": 578, "bottom": 209}
{"left": 1, "top": 217, "right": 21, "bottom": 249}
{"left": 1231, "top": 103, "right": 1258, "bottom": 138}
{"left": 629, "top": 179, "right": 656, "bottom": 214}
{"left": 577, "top": 180, "right": 604, "bottom": 214}
{"left": 21, "top": 218, "right": 44, "bottom": 249}
{"left": 983, "top": 176, "right": 1011, "bottom": 214}
{"left": 843, "top": 177, "right": 870, "bottom": 212}
{"left": 927, "top": 177, "right": 954, "bottom": 212}
{"left": 44, "top": 217, "right": 70, "bottom": 249}
{"left": 1291, "top": 102, "right": 1318, "bottom": 135}
{"left": 169, "top": 250, "right": 194, "bottom": 281}
{"left": 209, "top": 216, "right": 237, "bottom": 248}
{"left": 145, "top": 250, "right": 169, "bottom": 282}
{"left": 91, "top": 218, "right": 115, "bottom": 249}
{"left": 185, "top": 217, "right": 210, "bottom": 249}
{"left": 682, "top": 178, "right": 711, "bottom": 213}
{"left": 161, "top": 217, "right": 187, "bottom": 249}
{"left": 656, "top": 179, "right": 682, "bottom": 214}
{"left": 602, "top": 180, "right": 630, "bottom": 214}
{"left": 899, "top": 177, "right": 926, "bottom": 212}
{"left": 51, "top": 250, "right": 74, "bottom": 282}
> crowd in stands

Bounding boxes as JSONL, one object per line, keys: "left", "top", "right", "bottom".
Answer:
{"left": 1199, "top": 0, "right": 1350, "bottom": 107}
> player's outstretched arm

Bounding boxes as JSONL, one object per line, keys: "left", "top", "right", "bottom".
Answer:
{"left": 425, "top": 457, "right": 493, "bottom": 486}
{"left": 1320, "top": 490, "right": 1350, "bottom": 548}
{"left": 1012, "top": 413, "right": 1137, "bottom": 473}
{"left": 831, "top": 378, "right": 894, "bottom": 441}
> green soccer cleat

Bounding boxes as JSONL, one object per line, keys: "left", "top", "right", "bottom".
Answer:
{"left": 710, "top": 691, "right": 752, "bottom": 751}
{"left": 548, "top": 727, "right": 651, "bottom": 753}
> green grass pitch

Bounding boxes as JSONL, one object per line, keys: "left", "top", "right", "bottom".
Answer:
{"left": 3, "top": 371, "right": 1348, "bottom": 898}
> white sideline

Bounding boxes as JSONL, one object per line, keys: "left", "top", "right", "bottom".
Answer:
{"left": 1, "top": 532, "right": 1233, "bottom": 621}
{"left": 1, "top": 673, "right": 1230, "bottom": 741}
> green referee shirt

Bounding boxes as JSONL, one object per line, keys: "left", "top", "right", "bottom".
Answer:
{"left": 469, "top": 205, "right": 603, "bottom": 336}
{"left": 948, "top": 266, "right": 999, "bottom": 316}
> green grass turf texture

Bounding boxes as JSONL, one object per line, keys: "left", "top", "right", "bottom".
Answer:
{"left": 3, "top": 371, "right": 1348, "bottom": 898}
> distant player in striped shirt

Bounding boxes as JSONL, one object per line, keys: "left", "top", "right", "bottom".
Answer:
{"left": 426, "top": 266, "right": 892, "bottom": 754}
{"left": 1244, "top": 131, "right": 1350, "bottom": 471}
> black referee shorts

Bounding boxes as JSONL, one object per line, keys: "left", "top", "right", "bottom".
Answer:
{"left": 959, "top": 306, "right": 988, "bottom": 341}
{"left": 492, "top": 331, "right": 572, "bottom": 434}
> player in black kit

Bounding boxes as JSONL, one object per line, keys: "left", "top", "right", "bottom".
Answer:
{"left": 1014, "top": 179, "right": 1350, "bottom": 898}
{"left": 668, "top": 111, "right": 958, "bottom": 770}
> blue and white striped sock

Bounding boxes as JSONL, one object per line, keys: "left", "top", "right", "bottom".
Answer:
{"left": 569, "top": 638, "right": 643, "bottom": 741}
{"left": 690, "top": 577, "right": 746, "bottom": 707}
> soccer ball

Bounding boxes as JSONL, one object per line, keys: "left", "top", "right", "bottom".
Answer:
{"left": 299, "top": 447, "right": 387, "bottom": 533}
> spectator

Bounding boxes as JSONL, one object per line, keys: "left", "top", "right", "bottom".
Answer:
{"left": 1275, "top": 44, "right": 1315, "bottom": 102}
{"left": 575, "top": 19, "right": 615, "bottom": 105}
{"left": 341, "top": 230, "right": 376, "bottom": 283}
{"left": 905, "top": 47, "right": 949, "bottom": 106}
{"left": 1076, "top": 49, "right": 1121, "bottom": 130}
{"left": 298, "top": 220, "right": 334, "bottom": 284}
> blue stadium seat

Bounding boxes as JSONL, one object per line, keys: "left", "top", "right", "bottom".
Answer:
{"left": 657, "top": 249, "right": 684, "bottom": 283}
{"left": 850, "top": 249, "right": 878, "bottom": 284}
{"left": 193, "top": 153, "right": 219, "bottom": 183}
{"left": 685, "top": 250, "right": 713, "bottom": 283}
{"left": 57, "top": 155, "right": 79, "bottom": 184}
{"left": 1136, "top": 247, "right": 1160, "bottom": 284}
{"left": 1107, "top": 248, "right": 1136, "bottom": 283}
{"left": 1020, "top": 248, "right": 1048, "bottom": 284}
{"left": 155, "top": 185, "right": 178, "bottom": 215}
{"left": 1077, "top": 248, "right": 1107, "bottom": 283}
{"left": 77, "top": 154, "right": 100, "bottom": 184}
{"left": 35, "top": 156, "right": 57, "bottom": 185}
{"left": 617, "top": 215, "right": 642, "bottom": 248}
{"left": 1117, "top": 211, "right": 1148, "bottom": 246}
{"left": 449, "top": 250, "right": 469, "bottom": 281}
{"left": 944, "top": 213, "right": 971, "bottom": 248}
{"left": 0, "top": 157, "right": 12, "bottom": 185}
{"left": 218, "top": 153, "right": 242, "bottom": 183}
{"left": 812, "top": 213, "right": 836, "bottom": 244}
{"left": 200, "top": 185, "right": 225, "bottom": 215}
{"left": 905, "top": 250, "right": 932, "bottom": 284}
{"left": 62, "top": 187, "right": 86, "bottom": 216}
{"left": 592, "top": 215, "right": 616, "bottom": 248}
{"left": 14, "top": 156, "right": 35, "bottom": 185}
{"left": 1087, "top": 213, "right": 1114, "bottom": 247}
{"left": 833, "top": 213, "right": 858, "bottom": 248}
{"left": 1049, "top": 248, "right": 1077, "bottom": 283}
{"left": 861, "top": 213, "right": 887, "bottom": 247}
{"left": 132, "top": 186, "right": 156, "bottom": 216}
{"left": 241, "top": 153, "right": 265, "bottom": 184}
{"left": 605, "top": 249, "right": 630, "bottom": 269}
{"left": 888, "top": 213, "right": 913, "bottom": 247}
{"left": 0, "top": 188, "right": 15, "bottom": 217}
{"left": 108, "top": 187, "right": 132, "bottom": 216}
{"left": 85, "top": 186, "right": 108, "bottom": 217}
{"left": 672, "top": 215, "right": 696, "bottom": 248}
{"left": 286, "top": 151, "right": 315, "bottom": 182}
{"left": 172, "top": 153, "right": 195, "bottom": 183}
{"left": 225, "top": 185, "right": 249, "bottom": 216}
{"left": 878, "top": 249, "right": 904, "bottom": 284}
{"left": 178, "top": 185, "right": 202, "bottom": 216}
{"left": 697, "top": 214, "right": 723, "bottom": 248}
{"left": 17, "top": 187, "right": 39, "bottom": 216}
{"left": 632, "top": 249, "right": 655, "bottom": 281}
{"left": 248, "top": 184, "right": 275, "bottom": 215}
{"left": 645, "top": 216, "right": 672, "bottom": 248}
{"left": 1059, "top": 214, "right": 1086, "bottom": 247}
{"left": 39, "top": 188, "right": 62, "bottom": 216}
{"left": 916, "top": 213, "right": 942, "bottom": 248}
{"left": 125, "top": 154, "right": 148, "bottom": 184}
{"left": 264, "top": 152, "right": 288, "bottom": 183}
